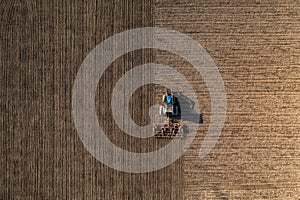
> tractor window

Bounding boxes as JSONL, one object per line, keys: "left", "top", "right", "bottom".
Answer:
{"left": 166, "top": 95, "right": 172, "bottom": 104}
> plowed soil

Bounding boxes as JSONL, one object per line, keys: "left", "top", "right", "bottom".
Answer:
{"left": 1, "top": 0, "right": 299, "bottom": 199}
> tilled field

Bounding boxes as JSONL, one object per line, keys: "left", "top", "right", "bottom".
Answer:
{"left": 1, "top": 0, "right": 300, "bottom": 199}
{"left": 154, "top": 1, "right": 300, "bottom": 199}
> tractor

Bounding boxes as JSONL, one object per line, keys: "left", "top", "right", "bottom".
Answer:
{"left": 153, "top": 89, "right": 186, "bottom": 139}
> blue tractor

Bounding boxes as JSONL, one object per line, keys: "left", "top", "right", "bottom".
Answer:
{"left": 153, "top": 89, "right": 185, "bottom": 138}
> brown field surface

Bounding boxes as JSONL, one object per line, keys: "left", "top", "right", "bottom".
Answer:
{"left": 1, "top": 0, "right": 299, "bottom": 199}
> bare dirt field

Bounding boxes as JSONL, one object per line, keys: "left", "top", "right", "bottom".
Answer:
{"left": 1, "top": 0, "right": 299, "bottom": 199}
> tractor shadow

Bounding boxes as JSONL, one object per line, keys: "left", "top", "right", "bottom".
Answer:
{"left": 174, "top": 92, "right": 203, "bottom": 125}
